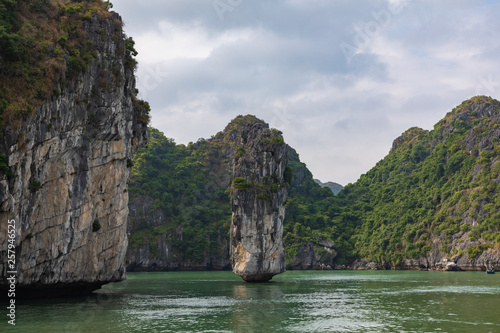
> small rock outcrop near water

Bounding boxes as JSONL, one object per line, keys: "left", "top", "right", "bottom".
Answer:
{"left": 230, "top": 122, "right": 289, "bottom": 282}
{"left": 0, "top": 3, "right": 147, "bottom": 297}
{"left": 287, "top": 240, "right": 337, "bottom": 270}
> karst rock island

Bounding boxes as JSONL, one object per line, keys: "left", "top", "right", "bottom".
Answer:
{"left": 229, "top": 120, "right": 289, "bottom": 282}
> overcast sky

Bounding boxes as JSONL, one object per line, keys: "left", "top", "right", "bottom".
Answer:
{"left": 113, "top": 0, "right": 500, "bottom": 185}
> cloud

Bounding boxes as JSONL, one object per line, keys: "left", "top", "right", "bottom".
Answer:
{"left": 113, "top": 0, "right": 500, "bottom": 185}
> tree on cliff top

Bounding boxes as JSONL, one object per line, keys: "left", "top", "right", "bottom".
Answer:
{"left": 0, "top": 0, "right": 147, "bottom": 133}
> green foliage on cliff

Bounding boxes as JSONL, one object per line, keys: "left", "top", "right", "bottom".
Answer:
{"left": 0, "top": 0, "right": 145, "bottom": 132}
{"left": 0, "top": 152, "right": 12, "bottom": 176}
{"left": 232, "top": 177, "right": 252, "bottom": 189}
{"left": 283, "top": 148, "right": 357, "bottom": 265}
{"left": 341, "top": 96, "right": 500, "bottom": 263}
{"left": 129, "top": 128, "right": 232, "bottom": 264}
{"left": 0, "top": 0, "right": 104, "bottom": 129}
{"left": 28, "top": 179, "right": 42, "bottom": 192}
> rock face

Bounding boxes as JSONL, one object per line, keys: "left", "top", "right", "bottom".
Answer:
{"left": 0, "top": 12, "right": 147, "bottom": 296}
{"left": 230, "top": 122, "right": 288, "bottom": 282}
{"left": 390, "top": 127, "right": 429, "bottom": 153}
{"left": 287, "top": 240, "right": 337, "bottom": 270}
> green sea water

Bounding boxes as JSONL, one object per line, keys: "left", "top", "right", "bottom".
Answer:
{"left": 2, "top": 270, "right": 499, "bottom": 332}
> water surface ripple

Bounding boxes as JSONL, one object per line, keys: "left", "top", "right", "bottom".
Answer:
{"left": 3, "top": 270, "right": 499, "bottom": 332}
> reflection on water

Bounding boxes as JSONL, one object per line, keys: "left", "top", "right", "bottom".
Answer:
{"left": 2, "top": 270, "right": 500, "bottom": 332}
{"left": 231, "top": 283, "right": 285, "bottom": 332}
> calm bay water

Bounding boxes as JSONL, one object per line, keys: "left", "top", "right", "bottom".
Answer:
{"left": 3, "top": 270, "right": 499, "bottom": 332}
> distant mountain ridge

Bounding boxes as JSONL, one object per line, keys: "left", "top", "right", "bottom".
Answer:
{"left": 314, "top": 179, "right": 343, "bottom": 195}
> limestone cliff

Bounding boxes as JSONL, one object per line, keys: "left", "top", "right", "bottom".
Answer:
{"left": 0, "top": 6, "right": 147, "bottom": 296}
{"left": 230, "top": 122, "right": 288, "bottom": 282}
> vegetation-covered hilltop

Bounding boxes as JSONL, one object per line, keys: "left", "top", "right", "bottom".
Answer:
{"left": 0, "top": 0, "right": 145, "bottom": 134}
{"left": 342, "top": 96, "right": 500, "bottom": 267}
{"left": 128, "top": 126, "right": 233, "bottom": 267}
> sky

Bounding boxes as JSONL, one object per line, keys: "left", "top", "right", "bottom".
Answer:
{"left": 112, "top": 0, "right": 500, "bottom": 185}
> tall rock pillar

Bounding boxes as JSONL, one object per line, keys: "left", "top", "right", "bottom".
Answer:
{"left": 230, "top": 122, "right": 288, "bottom": 282}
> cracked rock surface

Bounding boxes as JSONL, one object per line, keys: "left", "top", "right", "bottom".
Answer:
{"left": 0, "top": 12, "right": 147, "bottom": 297}
{"left": 230, "top": 122, "right": 288, "bottom": 282}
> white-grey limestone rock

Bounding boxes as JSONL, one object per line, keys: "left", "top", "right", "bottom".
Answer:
{"left": 230, "top": 123, "right": 288, "bottom": 282}
{"left": 0, "top": 12, "right": 147, "bottom": 297}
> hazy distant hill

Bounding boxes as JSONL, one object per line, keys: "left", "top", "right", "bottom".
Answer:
{"left": 314, "top": 179, "right": 343, "bottom": 195}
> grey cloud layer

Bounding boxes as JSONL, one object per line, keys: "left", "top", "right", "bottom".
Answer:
{"left": 113, "top": 0, "right": 500, "bottom": 184}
